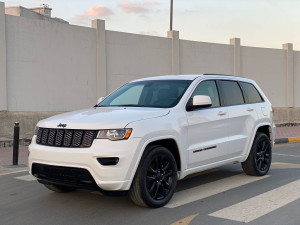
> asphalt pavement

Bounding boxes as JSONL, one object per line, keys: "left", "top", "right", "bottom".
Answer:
{"left": 0, "top": 143, "right": 299, "bottom": 225}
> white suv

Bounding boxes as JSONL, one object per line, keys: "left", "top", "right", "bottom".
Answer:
{"left": 29, "top": 74, "right": 275, "bottom": 208}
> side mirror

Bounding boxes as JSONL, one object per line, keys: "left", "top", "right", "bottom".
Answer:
{"left": 187, "top": 95, "right": 212, "bottom": 111}
{"left": 97, "top": 97, "right": 104, "bottom": 105}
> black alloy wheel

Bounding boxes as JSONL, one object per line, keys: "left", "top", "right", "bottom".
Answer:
{"left": 146, "top": 154, "right": 174, "bottom": 200}
{"left": 130, "top": 145, "right": 177, "bottom": 208}
{"left": 242, "top": 132, "right": 272, "bottom": 176}
{"left": 255, "top": 137, "right": 271, "bottom": 173}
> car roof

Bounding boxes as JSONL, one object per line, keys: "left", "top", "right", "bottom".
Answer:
{"left": 132, "top": 74, "right": 254, "bottom": 83}
{"left": 133, "top": 75, "right": 201, "bottom": 81}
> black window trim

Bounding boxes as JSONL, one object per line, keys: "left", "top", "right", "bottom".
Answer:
{"left": 217, "top": 79, "right": 246, "bottom": 107}
{"left": 185, "top": 79, "right": 222, "bottom": 112}
{"left": 238, "top": 81, "right": 265, "bottom": 104}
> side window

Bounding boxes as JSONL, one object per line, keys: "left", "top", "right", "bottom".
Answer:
{"left": 240, "top": 82, "right": 263, "bottom": 103}
{"left": 191, "top": 80, "right": 220, "bottom": 107}
{"left": 220, "top": 80, "right": 244, "bottom": 106}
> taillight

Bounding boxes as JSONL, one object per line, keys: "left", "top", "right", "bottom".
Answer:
{"left": 271, "top": 105, "right": 274, "bottom": 113}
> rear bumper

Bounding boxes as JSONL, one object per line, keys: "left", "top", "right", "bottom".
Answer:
{"left": 28, "top": 136, "right": 142, "bottom": 191}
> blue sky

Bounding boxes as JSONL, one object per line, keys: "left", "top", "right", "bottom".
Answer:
{"left": 3, "top": 0, "right": 300, "bottom": 50}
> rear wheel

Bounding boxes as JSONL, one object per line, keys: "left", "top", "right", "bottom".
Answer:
{"left": 130, "top": 145, "right": 177, "bottom": 208}
{"left": 242, "top": 132, "right": 272, "bottom": 176}
{"left": 44, "top": 184, "right": 77, "bottom": 193}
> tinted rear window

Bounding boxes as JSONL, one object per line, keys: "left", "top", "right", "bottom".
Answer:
{"left": 220, "top": 80, "right": 244, "bottom": 106}
{"left": 240, "top": 82, "right": 263, "bottom": 103}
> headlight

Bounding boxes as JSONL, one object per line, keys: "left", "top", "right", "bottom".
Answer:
{"left": 34, "top": 126, "right": 39, "bottom": 135}
{"left": 96, "top": 129, "right": 132, "bottom": 141}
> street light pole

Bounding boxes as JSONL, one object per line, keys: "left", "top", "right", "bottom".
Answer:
{"left": 170, "top": 0, "right": 173, "bottom": 31}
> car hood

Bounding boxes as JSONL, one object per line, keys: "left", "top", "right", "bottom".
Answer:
{"left": 37, "top": 107, "right": 170, "bottom": 130}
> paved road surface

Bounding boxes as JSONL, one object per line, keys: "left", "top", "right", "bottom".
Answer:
{"left": 0, "top": 143, "right": 299, "bottom": 225}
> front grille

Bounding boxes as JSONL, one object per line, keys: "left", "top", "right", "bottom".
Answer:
{"left": 36, "top": 128, "right": 97, "bottom": 148}
{"left": 32, "top": 163, "right": 98, "bottom": 190}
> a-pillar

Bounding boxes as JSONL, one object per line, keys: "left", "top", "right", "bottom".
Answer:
{"left": 92, "top": 19, "right": 107, "bottom": 99}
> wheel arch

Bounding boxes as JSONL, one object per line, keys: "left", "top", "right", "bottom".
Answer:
{"left": 243, "top": 123, "right": 274, "bottom": 161}
{"left": 129, "top": 136, "right": 182, "bottom": 184}
{"left": 145, "top": 138, "right": 182, "bottom": 172}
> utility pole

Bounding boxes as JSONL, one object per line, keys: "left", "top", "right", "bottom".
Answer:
{"left": 170, "top": 0, "right": 173, "bottom": 31}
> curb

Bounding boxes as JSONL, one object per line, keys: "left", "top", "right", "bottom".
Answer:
{"left": 275, "top": 137, "right": 300, "bottom": 144}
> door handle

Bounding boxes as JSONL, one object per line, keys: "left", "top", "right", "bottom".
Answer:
{"left": 247, "top": 107, "right": 254, "bottom": 112}
{"left": 218, "top": 111, "right": 226, "bottom": 116}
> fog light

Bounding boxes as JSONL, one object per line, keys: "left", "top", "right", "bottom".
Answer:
{"left": 97, "top": 157, "right": 119, "bottom": 166}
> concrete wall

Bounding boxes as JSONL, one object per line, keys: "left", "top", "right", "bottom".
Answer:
{"left": 106, "top": 31, "right": 172, "bottom": 92}
{"left": 0, "top": 2, "right": 7, "bottom": 111}
{"left": 1, "top": 1, "right": 300, "bottom": 139}
{"left": 5, "top": 15, "right": 97, "bottom": 111}
{"left": 241, "top": 46, "right": 286, "bottom": 107}
{"left": 2, "top": 10, "right": 299, "bottom": 111}
{"left": 180, "top": 40, "right": 234, "bottom": 75}
{"left": 294, "top": 51, "right": 300, "bottom": 107}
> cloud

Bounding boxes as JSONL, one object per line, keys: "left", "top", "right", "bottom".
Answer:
{"left": 143, "top": 1, "right": 159, "bottom": 6}
{"left": 119, "top": 1, "right": 159, "bottom": 14}
{"left": 75, "top": 5, "right": 113, "bottom": 20}
{"left": 72, "top": 5, "right": 113, "bottom": 25}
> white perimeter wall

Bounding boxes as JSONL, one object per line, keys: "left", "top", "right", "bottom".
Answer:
{"left": 0, "top": 5, "right": 299, "bottom": 111}
{"left": 294, "top": 51, "right": 300, "bottom": 107}
{"left": 241, "top": 47, "right": 286, "bottom": 107}
{"left": 180, "top": 40, "right": 234, "bottom": 75}
{"left": 106, "top": 31, "right": 171, "bottom": 93}
{"left": 5, "top": 15, "right": 97, "bottom": 111}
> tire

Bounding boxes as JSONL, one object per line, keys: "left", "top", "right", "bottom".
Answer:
{"left": 242, "top": 132, "right": 272, "bottom": 176}
{"left": 44, "top": 184, "right": 77, "bottom": 193}
{"left": 129, "top": 145, "right": 178, "bottom": 208}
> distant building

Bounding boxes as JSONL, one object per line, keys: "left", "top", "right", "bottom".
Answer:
{"left": 5, "top": 4, "right": 69, "bottom": 24}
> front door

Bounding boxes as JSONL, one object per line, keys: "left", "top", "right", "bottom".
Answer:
{"left": 186, "top": 80, "right": 229, "bottom": 168}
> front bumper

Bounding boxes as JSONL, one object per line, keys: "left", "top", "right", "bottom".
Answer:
{"left": 28, "top": 136, "right": 142, "bottom": 191}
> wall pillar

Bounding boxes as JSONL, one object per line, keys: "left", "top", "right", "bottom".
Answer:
{"left": 92, "top": 19, "right": 107, "bottom": 99}
{"left": 167, "top": 30, "right": 180, "bottom": 75}
{"left": 230, "top": 38, "right": 241, "bottom": 76}
{"left": 282, "top": 43, "right": 294, "bottom": 108}
{"left": 0, "top": 2, "right": 7, "bottom": 111}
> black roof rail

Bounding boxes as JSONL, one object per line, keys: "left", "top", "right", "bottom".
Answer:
{"left": 203, "top": 74, "right": 245, "bottom": 79}
{"left": 203, "top": 73, "right": 234, "bottom": 76}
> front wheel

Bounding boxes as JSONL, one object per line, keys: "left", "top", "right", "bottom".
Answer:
{"left": 242, "top": 132, "right": 272, "bottom": 176}
{"left": 129, "top": 145, "right": 177, "bottom": 208}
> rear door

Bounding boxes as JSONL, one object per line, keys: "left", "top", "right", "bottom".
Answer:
{"left": 186, "top": 80, "right": 229, "bottom": 168}
{"left": 219, "top": 80, "right": 258, "bottom": 157}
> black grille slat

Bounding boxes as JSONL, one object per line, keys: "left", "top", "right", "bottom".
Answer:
{"left": 63, "top": 130, "right": 73, "bottom": 147}
{"left": 72, "top": 130, "right": 83, "bottom": 147}
{"left": 47, "top": 129, "right": 56, "bottom": 145}
{"left": 55, "top": 130, "right": 64, "bottom": 146}
{"left": 82, "top": 131, "right": 95, "bottom": 147}
{"left": 36, "top": 128, "right": 43, "bottom": 144}
{"left": 36, "top": 128, "right": 96, "bottom": 148}
{"left": 41, "top": 129, "right": 49, "bottom": 144}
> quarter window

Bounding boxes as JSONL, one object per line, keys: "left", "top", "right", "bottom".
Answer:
{"left": 220, "top": 80, "right": 244, "bottom": 106}
{"left": 240, "top": 82, "right": 263, "bottom": 103}
{"left": 191, "top": 80, "right": 220, "bottom": 107}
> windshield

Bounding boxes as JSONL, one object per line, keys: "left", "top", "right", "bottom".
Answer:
{"left": 98, "top": 80, "right": 192, "bottom": 108}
